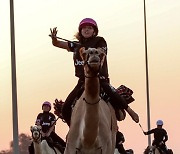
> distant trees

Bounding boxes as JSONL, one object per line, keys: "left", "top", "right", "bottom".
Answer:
{"left": 0, "top": 133, "right": 31, "bottom": 154}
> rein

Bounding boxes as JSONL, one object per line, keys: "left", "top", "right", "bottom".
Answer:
{"left": 84, "top": 73, "right": 99, "bottom": 78}
{"left": 45, "top": 117, "right": 60, "bottom": 135}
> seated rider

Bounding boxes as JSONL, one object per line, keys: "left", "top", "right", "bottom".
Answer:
{"left": 28, "top": 101, "right": 66, "bottom": 154}
{"left": 144, "top": 120, "right": 169, "bottom": 154}
{"left": 50, "top": 18, "right": 139, "bottom": 126}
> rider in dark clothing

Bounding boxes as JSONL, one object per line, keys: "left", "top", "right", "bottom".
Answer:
{"left": 28, "top": 101, "right": 66, "bottom": 154}
{"left": 63, "top": 36, "right": 112, "bottom": 126}
{"left": 116, "top": 130, "right": 127, "bottom": 154}
{"left": 144, "top": 120, "right": 169, "bottom": 154}
{"left": 50, "top": 18, "right": 139, "bottom": 126}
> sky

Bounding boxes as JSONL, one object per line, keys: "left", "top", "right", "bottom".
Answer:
{"left": 0, "top": 0, "right": 180, "bottom": 153}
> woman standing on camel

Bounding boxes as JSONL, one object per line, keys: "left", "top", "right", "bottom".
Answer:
{"left": 50, "top": 18, "right": 139, "bottom": 126}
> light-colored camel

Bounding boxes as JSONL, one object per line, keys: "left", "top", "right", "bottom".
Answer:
{"left": 114, "top": 148, "right": 134, "bottom": 154}
{"left": 30, "top": 125, "right": 61, "bottom": 154}
{"left": 144, "top": 145, "right": 161, "bottom": 154}
{"left": 64, "top": 47, "right": 117, "bottom": 154}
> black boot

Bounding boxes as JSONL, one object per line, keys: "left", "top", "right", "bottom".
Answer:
{"left": 28, "top": 142, "right": 34, "bottom": 154}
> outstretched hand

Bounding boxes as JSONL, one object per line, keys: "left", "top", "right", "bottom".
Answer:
{"left": 50, "top": 27, "right": 58, "bottom": 40}
{"left": 143, "top": 131, "right": 147, "bottom": 135}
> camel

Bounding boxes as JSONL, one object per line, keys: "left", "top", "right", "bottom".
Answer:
{"left": 30, "top": 125, "right": 62, "bottom": 154}
{"left": 144, "top": 145, "right": 174, "bottom": 154}
{"left": 144, "top": 145, "right": 161, "bottom": 154}
{"left": 114, "top": 148, "right": 134, "bottom": 154}
{"left": 63, "top": 47, "right": 117, "bottom": 154}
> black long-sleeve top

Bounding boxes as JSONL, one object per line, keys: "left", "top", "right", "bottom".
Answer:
{"left": 145, "top": 128, "right": 168, "bottom": 143}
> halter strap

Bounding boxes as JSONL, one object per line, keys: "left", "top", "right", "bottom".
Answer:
{"left": 83, "top": 97, "right": 101, "bottom": 105}
{"left": 84, "top": 73, "right": 99, "bottom": 78}
{"left": 76, "top": 146, "right": 102, "bottom": 154}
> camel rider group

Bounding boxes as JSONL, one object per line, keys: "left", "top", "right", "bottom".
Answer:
{"left": 28, "top": 17, "right": 171, "bottom": 154}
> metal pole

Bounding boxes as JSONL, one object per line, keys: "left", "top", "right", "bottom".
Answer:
{"left": 9, "top": 0, "right": 19, "bottom": 153}
{"left": 143, "top": 0, "right": 151, "bottom": 146}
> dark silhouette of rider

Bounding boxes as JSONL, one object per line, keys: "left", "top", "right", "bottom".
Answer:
{"left": 144, "top": 120, "right": 169, "bottom": 154}
{"left": 116, "top": 129, "right": 127, "bottom": 154}
{"left": 28, "top": 101, "right": 65, "bottom": 154}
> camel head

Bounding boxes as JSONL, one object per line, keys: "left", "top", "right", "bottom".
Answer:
{"left": 30, "top": 125, "right": 42, "bottom": 143}
{"left": 79, "top": 47, "right": 106, "bottom": 77}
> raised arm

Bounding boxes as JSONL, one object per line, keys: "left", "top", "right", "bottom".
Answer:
{"left": 50, "top": 27, "right": 70, "bottom": 50}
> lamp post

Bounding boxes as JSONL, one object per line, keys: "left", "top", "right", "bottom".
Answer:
{"left": 9, "top": 0, "right": 19, "bottom": 153}
{"left": 143, "top": 0, "right": 151, "bottom": 146}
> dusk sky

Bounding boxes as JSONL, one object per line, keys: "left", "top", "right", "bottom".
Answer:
{"left": 0, "top": 0, "right": 180, "bottom": 153}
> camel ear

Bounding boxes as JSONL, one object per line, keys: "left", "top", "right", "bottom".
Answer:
{"left": 97, "top": 48, "right": 106, "bottom": 67}
{"left": 37, "top": 125, "right": 42, "bottom": 130}
{"left": 79, "top": 47, "right": 86, "bottom": 60}
{"left": 30, "top": 126, "right": 33, "bottom": 131}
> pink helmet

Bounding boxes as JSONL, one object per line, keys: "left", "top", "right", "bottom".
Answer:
{"left": 78, "top": 18, "right": 98, "bottom": 36}
{"left": 42, "top": 101, "right": 51, "bottom": 110}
